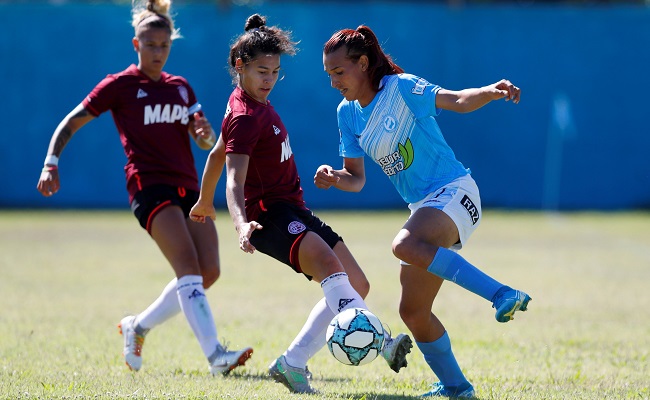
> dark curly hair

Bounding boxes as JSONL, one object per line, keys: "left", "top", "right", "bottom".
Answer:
{"left": 227, "top": 14, "right": 298, "bottom": 84}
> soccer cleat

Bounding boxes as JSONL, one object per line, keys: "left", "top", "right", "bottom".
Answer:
{"left": 268, "top": 355, "right": 317, "bottom": 394}
{"left": 209, "top": 346, "right": 254, "bottom": 376}
{"left": 381, "top": 333, "right": 413, "bottom": 373}
{"left": 118, "top": 315, "right": 145, "bottom": 371}
{"left": 421, "top": 382, "right": 475, "bottom": 398}
{"left": 492, "top": 288, "right": 532, "bottom": 323}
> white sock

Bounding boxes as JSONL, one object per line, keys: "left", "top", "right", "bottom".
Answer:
{"left": 176, "top": 274, "right": 220, "bottom": 359}
{"left": 284, "top": 297, "right": 331, "bottom": 368}
{"left": 135, "top": 278, "right": 181, "bottom": 333}
{"left": 321, "top": 272, "right": 368, "bottom": 314}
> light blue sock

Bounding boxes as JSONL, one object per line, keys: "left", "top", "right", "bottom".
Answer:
{"left": 427, "top": 247, "right": 503, "bottom": 301}
{"left": 416, "top": 332, "right": 469, "bottom": 387}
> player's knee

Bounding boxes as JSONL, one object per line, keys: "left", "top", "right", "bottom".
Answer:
{"left": 201, "top": 264, "right": 220, "bottom": 288}
{"left": 309, "top": 248, "right": 345, "bottom": 279}
{"left": 392, "top": 236, "right": 416, "bottom": 264}
{"left": 354, "top": 276, "right": 370, "bottom": 299}
{"left": 398, "top": 301, "right": 426, "bottom": 331}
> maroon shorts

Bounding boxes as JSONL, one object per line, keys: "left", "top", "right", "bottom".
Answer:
{"left": 250, "top": 202, "right": 342, "bottom": 280}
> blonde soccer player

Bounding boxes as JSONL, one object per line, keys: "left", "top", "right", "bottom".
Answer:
{"left": 36, "top": 0, "right": 252, "bottom": 376}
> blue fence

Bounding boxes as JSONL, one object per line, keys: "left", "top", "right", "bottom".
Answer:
{"left": 2, "top": 2, "right": 649, "bottom": 210}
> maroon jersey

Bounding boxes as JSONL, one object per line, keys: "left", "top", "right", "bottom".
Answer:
{"left": 82, "top": 64, "right": 201, "bottom": 202}
{"left": 222, "top": 87, "right": 305, "bottom": 221}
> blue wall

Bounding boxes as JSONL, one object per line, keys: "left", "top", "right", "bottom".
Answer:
{"left": 2, "top": 2, "right": 649, "bottom": 210}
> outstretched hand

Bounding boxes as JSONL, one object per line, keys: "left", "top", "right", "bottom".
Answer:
{"left": 237, "top": 221, "right": 263, "bottom": 254}
{"left": 487, "top": 79, "right": 521, "bottom": 104}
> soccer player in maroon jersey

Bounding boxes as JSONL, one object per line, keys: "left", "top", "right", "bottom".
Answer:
{"left": 189, "top": 14, "right": 412, "bottom": 394}
{"left": 36, "top": 0, "right": 252, "bottom": 376}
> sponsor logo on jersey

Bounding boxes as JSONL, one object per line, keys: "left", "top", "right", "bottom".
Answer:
{"left": 280, "top": 136, "right": 293, "bottom": 163}
{"left": 287, "top": 221, "right": 306, "bottom": 235}
{"left": 137, "top": 89, "right": 148, "bottom": 99}
{"left": 460, "top": 194, "right": 479, "bottom": 225}
{"left": 178, "top": 86, "right": 189, "bottom": 104}
{"left": 411, "top": 78, "right": 429, "bottom": 95}
{"left": 144, "top": 104, "right": 190, "bottom": 125}
{"left": 376, "top": 138, "right": 414, "bottom": 176}
{"left": 273, "top": 125, "right": 281, "bottom": 135}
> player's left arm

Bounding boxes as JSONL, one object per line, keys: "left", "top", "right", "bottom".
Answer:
{"left": 436, "top": 79, "right": 521, "bottom": 113}
{"left": 189, "top": 112, "right": 217, "bottom": 150}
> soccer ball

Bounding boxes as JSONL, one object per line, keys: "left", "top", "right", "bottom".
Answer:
{"left": 326, "top": 308, "right": 385, "bottom": 366}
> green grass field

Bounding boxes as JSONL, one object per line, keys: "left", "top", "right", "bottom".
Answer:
{"left": 1, "top": 210, "right": 648, "bottom": 399}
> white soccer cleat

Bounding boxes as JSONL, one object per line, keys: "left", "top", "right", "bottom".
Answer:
{"left": 268, "top": 355, "right": 317, "bottom": 394}
{"left": 381, "top": 332, "right": 413, "bottom": 373}
{"left": 118, "top": 315, "right": 145, "bottom": 371}
{"left": 209, "top": 346, "right": 253, "bottom": 376}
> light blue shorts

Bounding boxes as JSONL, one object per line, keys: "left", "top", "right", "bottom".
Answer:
{"left": 407, "top": 174, "right": 482, "bottom": 251}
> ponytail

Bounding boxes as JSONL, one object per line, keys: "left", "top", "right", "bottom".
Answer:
{"left": 324, "top": 25, "right": 403, "bottom": 90}
{"left": 131, "top": 0, "right": 181, "bottom": 40}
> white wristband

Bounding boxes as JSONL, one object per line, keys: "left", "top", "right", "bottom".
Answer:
{"left": 44, "top": 154, "right": 59, "bottom": 166}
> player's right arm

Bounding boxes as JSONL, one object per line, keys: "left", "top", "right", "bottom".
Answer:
{"left": 225, "top": 153, "right": 262, "bottom": 254}
{"left": 190, "top": 135, "right": 226, "bottom": 223}
{"left": 37, "top": 104, "right": 95, "bottom": 197}
{"left": 314, "top": 156, "right": 366, "bottom": 192}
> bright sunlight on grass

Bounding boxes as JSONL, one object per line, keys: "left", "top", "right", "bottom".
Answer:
{"left": 1, "top": 210, "right": 648, "bottom": 399}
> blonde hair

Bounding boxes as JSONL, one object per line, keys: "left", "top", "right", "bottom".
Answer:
{"left": 131, "top": 0, "right": 181, "bottom": 40}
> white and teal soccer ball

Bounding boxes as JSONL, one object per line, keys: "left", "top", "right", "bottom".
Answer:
{"left": 326, "top": 308, "right": 385, "bottom": 366}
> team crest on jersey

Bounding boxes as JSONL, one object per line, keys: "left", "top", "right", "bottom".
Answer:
{"left": 383, "top": 115, "right": 397, "bottom": 131}
{"left": 178, "top": 86, "right": 189, "bottom": 104}
{"left": 411, "top": 78, "right": 429, "bottom": 95}
{"left": 288, "top": 221, "right": 306, "bottom": 235}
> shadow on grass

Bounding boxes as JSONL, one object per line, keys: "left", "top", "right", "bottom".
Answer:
{"left": 225, "top": 371, "right": 445, "bottom": 399}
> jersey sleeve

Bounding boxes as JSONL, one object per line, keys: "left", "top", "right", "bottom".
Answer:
{"left": 223, "top": 114, "right": 259, "bottom": 157}
{"left": 82, "top": 75, "right": 119, "bottom": 117}
{"left": 398, "top": 74, "right": 442, "bottom": 119}
{"left": 337, "top": 102, "right": 365, "bottom": 158}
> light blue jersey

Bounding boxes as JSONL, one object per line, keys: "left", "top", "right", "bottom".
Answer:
{"left": 338, "top": 73, "right": 469, "bottom": 204}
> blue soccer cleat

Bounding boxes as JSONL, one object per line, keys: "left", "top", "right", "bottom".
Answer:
{"left": 492, "top": 288, "right": 531, "bottom": 323}
{"left": 422, "top": 382, "right": 475, "bottom": 398}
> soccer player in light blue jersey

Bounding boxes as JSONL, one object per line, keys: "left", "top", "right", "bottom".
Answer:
{"left": 317, "top": 25, "right": 532, "bottom": 398}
